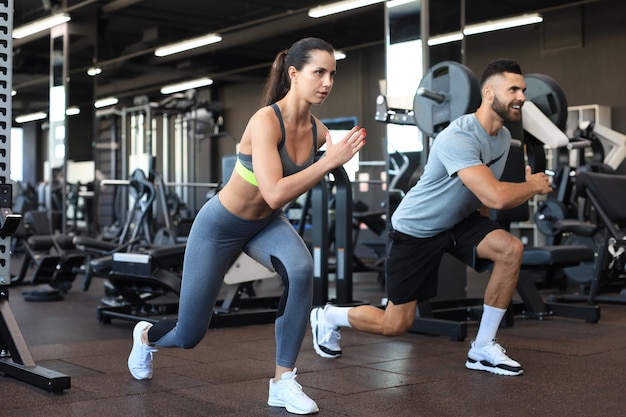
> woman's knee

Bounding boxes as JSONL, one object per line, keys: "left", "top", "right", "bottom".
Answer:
{"left": 273, "top": 255, "right": 313, "bottom": 286}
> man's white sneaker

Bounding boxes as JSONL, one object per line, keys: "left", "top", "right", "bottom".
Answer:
{"left": 465, "top": 339, "right": 524, "bottom": 376}
{"left": 310, "top": 305, "right": 342, "bottom": 358}
{"left": 128, "top": 321, "right": 158, "bottom": 380}
{"left": 267, "top": 368, "right": 319, "bottom": 415}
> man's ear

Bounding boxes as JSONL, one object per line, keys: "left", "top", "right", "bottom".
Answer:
{"left": 483, "top": 86, "right": 492, "bottom": 99}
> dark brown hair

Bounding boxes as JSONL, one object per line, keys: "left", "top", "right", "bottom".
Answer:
{"left": 480, "top": 58, "right": 523, "bottom": 87}
{"left": 261, "top": 37, "right": 335, "bottom": 106}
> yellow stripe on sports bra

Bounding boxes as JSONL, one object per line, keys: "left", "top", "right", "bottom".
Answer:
{"left": 235, "top": 158, "right": 258, "bottom": 187}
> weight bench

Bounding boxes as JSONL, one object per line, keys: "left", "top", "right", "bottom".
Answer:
{"left": 512, "top": 245, "right": 600, "bottom": 322}
{"left": 92, "top": 244, "right": 185, "bottom": 323}
{"left": 93, "top": 244, "right": 282, "bottom": 328}
{"left": 12, "top": 210, "right": 87, "bottom": 301}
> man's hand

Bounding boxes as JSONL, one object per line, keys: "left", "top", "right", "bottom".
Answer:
{"left": 525, "top": 165, "right": 553, "bottom": 195}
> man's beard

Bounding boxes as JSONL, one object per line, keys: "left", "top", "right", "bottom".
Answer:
{"left": 491, "top": 95, "right": 521, "bottom": 123}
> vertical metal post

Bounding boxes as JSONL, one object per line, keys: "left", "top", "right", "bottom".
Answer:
{"left": 0, "top": 0, "right": 12, "bottom": 285}
{"left": 0, "top": 0, "right": 70, "bottom": 392}
{"left": 49, "top": 24, "right": 69, "bottom": 233}
{"left": 421, "top": 0, "right": 430, "bottom": 74}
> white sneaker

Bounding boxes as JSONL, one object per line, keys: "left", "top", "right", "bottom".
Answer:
{"left": 310, "top": 305, "right": 342, "bottom": 358}
{"left": 465, "top": 339, "right": 524, "bottom": 376}
{"left": 267, "top": 368, "right": 319, "bottom": 415}
{"left": 128, "top": 321, "right": 158, "bottom": 380}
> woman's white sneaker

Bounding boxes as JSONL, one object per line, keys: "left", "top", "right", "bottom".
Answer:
{"left": 128, "top": 321, "right": 158, "bottom": 380}
{"left": 267, "top": 368, "right": 319, "bottom": 415}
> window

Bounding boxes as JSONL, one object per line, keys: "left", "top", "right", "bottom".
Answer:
{"left": 385, "top": 38, "right": 423, "bottom": 154}
{"left": 10, "top": 127, "right": 23, "bottom": 182}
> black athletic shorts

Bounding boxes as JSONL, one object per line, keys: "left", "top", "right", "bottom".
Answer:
{"left": 385, "top": 212, "right": 503, "bottom": 305}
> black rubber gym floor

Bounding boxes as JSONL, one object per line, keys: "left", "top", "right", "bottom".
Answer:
{"left": 3, "top": 254, "right": 626, "bottom": 417}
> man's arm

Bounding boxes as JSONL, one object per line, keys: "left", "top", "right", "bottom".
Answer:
{"left": 458, "top": 164, "right": 552, "bottom": 210}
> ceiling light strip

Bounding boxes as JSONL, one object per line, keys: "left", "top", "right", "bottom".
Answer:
{"left": 427, "top": 32, "right": 464, "bottom": 46}
{"left": 13, "top": 13, "right": 71, "bottom": 39}
{"left": 15, "top": 112, "right": 47, "bottom": 123}
{"left": 309, "top": 0, "right": 385, "bottom": 18}
{"left": 427, "top": 13, "right": 543, "bottom": 46}
{"left": 161, "top": 78, "right": 213, "bottom": 95}
{"left": 155, "top": 33, "right": 222, "bottom": 57}
{"left": 94, "top": 97, "right": 118, "bottom": 109}
{"left": 463, "top": 13, "right": 543, "bottom": 36}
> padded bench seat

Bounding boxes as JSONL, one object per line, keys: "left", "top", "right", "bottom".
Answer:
{"left": 522, "top": 245, "right": 595, "bottom": 268}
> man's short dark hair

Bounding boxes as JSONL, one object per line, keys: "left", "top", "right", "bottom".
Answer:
{"left": 480, "top": 59, "right": 523, "bottom": 87}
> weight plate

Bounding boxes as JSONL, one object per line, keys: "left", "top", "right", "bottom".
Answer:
{"left": 524, "top": 73, "right": 568, "bottom": 131}
{"left": 534, "top": 199, "right": 568, "bottom": 236}
{"left": 414, "top": 61, "right": 481, "bottom": 138}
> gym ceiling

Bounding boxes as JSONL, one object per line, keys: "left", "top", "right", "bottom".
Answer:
{"left": 12, "top": 0, "right": 585, "bottom": 120}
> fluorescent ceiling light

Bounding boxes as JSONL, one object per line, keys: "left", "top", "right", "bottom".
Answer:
{"left": 94, "top": 97, "right": 118, "bottom": 108}
{"left": 309, "top": 0, "right": 385, "bottom": 18}
{"left": 87, "top": 66, "right": 102, "bottom": 76}
{"left": 15, "top": 112, "right": 47, "bottom": 123}
{"left": 161, "top": 77, "right": 213, "bottom": 94}
{"left": 155, "top": 33, "right": 222, "bottom": 57}
{"left": 426, "top": 13, "right": 543, "bottom": 46}
{"left": 464, "top": 13, "right": 543, "bottom": 36}
{"left": 334, "top": 51, "right": 346, "bottom": 60}
{"left": 66, "top": 107, "right": 80, "bottom": 116}
{"left": 427, "top": 32, "right": 464, "bottom": 46}
{"left": 13, "top": 13, "right": 71, "bottom": 39}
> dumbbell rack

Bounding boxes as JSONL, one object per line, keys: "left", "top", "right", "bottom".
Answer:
{"left": 0, "top": 0, "right": 70, "bottom": 392}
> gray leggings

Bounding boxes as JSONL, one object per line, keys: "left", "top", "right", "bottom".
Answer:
{"left": 148, "top": 195, "right": 313, "bottom": 368}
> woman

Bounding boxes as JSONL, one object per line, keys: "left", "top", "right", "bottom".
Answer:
{"left": 127, "top": 37, "right": 366, "bottom": 415}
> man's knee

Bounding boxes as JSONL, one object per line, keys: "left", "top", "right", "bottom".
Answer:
{"left": 382, "top": 322, "right": 411, "bottom": 337}
{"left": 489, "top": 232, "right": 524, "bottom": 265}
{"left": 381, "top": 306, "right": 415, "bottom": 336}
{"left": 503, "top": 236, "right": 524, "bottom": 265}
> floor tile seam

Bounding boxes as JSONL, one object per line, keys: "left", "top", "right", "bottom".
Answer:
{"left": 514, "top": 345, "right": 626, "bottom": 357}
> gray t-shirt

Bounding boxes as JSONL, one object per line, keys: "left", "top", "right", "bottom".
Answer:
{"left": 391, "top": 113, "right": 511, "bottom": 238}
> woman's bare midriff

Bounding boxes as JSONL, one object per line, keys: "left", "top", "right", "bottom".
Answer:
{"left": 218, "top": 175, "right": 276, "bottom": 220}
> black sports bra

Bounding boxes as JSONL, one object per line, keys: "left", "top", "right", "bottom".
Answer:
{"left": 237, "top": 103, "right": 317, "bottom": 178}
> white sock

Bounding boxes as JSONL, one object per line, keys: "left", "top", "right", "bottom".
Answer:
{"left": 475, "top": 304, "right": 506, "bottom": 347}
{"left": 324, "top": 305, "right": 352, "bottom": 328}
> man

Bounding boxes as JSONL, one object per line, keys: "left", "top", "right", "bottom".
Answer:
{"left": 310, "top": 58, "right": 553, "bottom": 376}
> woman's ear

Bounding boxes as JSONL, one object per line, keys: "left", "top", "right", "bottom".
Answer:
{"left": 288, "top": 65, "right": 298, "bottom": 83}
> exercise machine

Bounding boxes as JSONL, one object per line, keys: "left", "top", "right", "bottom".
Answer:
{"left": 93, "top": 241, "right": 283, "bottom": 328}
{"left": 309, "top": 166, "right": 367, "bottom": 307}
